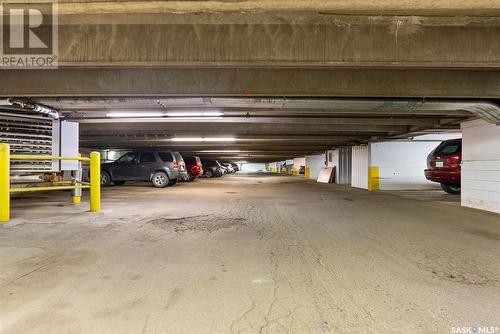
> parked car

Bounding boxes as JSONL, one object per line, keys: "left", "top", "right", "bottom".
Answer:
{"left": 201, "top": 159, "right": 223, "bottom": 178}
{"left": 183, "top": 155, "right": 203, "bottom": 181}
{"left": 101, "top": 150, "right": 185, "bottom": 188}
{"left": 230, "top": 163, "right": 240, "bottom": 172}
{"left": 222, "top": 163, "right": 235, "bottom": 173}
{"left": 425, "top": 138, "right": 462, "bottom": 194}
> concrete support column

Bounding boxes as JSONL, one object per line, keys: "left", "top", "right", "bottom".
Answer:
{"left": 461, "top": 120, "right": 500, "bottom": 214}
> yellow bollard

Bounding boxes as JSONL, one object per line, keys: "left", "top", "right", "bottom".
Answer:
{"left": 368, "top": 166, "right": 380, "bottom": 191}
{"left": 0, "top": 144, "right": 10, "bottom": 222}
{"left": 89, "top": 151, "right": 101, "bottom": 212}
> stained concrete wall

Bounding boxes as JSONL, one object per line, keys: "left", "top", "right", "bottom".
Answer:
{"left": 370, "top": 134, "right": 462, "bottom": 190}
{"left": 461, "top": 120, "right": 500, "bottom": 214}
{"left": 305, "top": 154, "right": 326, "bottom": 180}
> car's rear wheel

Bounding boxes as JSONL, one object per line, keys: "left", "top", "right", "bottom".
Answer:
{"left": 205, "top": 170, "right": 213, "bottom": 178}
{"left": 441, "top": 183, "right": 461, "bottom": 195}
{"left": 151, "top": 171, "right": 169, "bottom": 188}
{"left": 113, "top": 181, "right": 125, "bottom": 186}
{"left": 187, "top": 171, "right": 194, "bottom": 182}
{"left": 101, "top": 171, "right": 112, "bottom": 186}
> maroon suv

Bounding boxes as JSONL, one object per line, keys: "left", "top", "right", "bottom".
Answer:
{"left": 425, "top": 138, "right": 461, "bottom": 194}
{"left": 183, "top": 156, "right": 203, "bottom": 181}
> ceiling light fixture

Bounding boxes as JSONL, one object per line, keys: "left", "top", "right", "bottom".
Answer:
{"left": 107, "top": 112, "right": 165, "bottom": 118}
{"left": 171, "top": 137, "right": 236, "bottom": 142}
{"left": 166, "top": 111, "right": 223, "bottom": 117}
{"left": 199, "top": 150, "right": 241, "bottom": 153}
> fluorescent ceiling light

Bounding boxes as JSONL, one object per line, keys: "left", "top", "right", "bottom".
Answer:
{"left": 171, "top": 137, "right": 236, "bottom": 142}
{"left": 166, "top": 111, "right": 223, "bottom": 117}
{"left": 106, "top": 111, "right": 223, "bottom": 118}
{"left": 107, "top": 112, "right": 165, "bottom": 118}
{"left": 199, "top": 150, "right": 241, "bottom": 153}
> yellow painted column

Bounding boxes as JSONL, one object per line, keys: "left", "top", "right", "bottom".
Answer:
{"left": 305, "top": 167, "right": 310, "bottom": 178}
{"left": 368, "top": 166, "right": 380, "bottom": 191}
{"left": 293, "top": 168, "right": 298, "bottom": 176}
{"left": 90, "top": 151, "right": 101, "bottom": 212}
{"left": 0, "top": 144, "right": 10, "bottom": 222}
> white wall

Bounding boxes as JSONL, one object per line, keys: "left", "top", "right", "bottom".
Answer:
{"left": 370, "top": 133, "right": 462, "bottom": 190}
{"left": 351, "top": 145, "right": 370, "bottom": 189}
{"left": 305, "top": 153, "right": 326, "bottom": 180}
{"left": 240, "top": 163, "right": 267, "bottom": 172}
{"left": 326, "top": 149, "right": 339, "bottom": 168}
{"left": 294, "top": 157, "right": 305, "bottom": 170}
{"left": 461, "top": 120, "right": 500, "bottom": 214}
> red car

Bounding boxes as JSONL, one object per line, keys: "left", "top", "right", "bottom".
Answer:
{"left": 425, "top": 138, "right": 461, "bottom": 194}
{"left": 183, "top": 156, "right": 203, "bottom": 181}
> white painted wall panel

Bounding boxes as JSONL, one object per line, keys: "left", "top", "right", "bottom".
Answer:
{"left": 461, "top": 119, "right": 500, "bottom": 214}
{"left": 241, "top": 163, "right": 267, "bottom": 172}
{"left": 60, "top": 121, "right": 79, "bottom": 171}
{"left": 293, "top": 157, "right": 305, "bottom": 170}
{"left": 305, "top": 153, "right": 326, "bottom": 180}
{"left": 351, "top": 145, "right": 369, "bottom": 189}
{"left": 326, "top": 149, "right": 339, "bottom": 168}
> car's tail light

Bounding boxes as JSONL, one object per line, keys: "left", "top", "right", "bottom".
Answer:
{"left": 173, "top": 162, "right": 179, "bottom": 169}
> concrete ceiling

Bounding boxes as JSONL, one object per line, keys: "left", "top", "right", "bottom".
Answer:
{"left": 3, "top": 1, "right": 499, "bottom": 162}
{"left": 24, "top": 97, "right": 470, "bottom": 162}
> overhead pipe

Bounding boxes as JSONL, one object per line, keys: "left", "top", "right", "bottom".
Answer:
{"left": 3, "top": 98, "right": 60, "bottom": 119}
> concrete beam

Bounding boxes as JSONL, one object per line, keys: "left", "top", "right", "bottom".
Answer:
{"left": 77, "top": 116, "right": 444, "bottom": 126}
{"left": 3, "top": 67, "right": 500, "bottom": 98}
{"left": 53, "top": 11, "right": 500, "bottom": 68}
{"left": 79, "top": 122, "right": 410, "bottom": 133}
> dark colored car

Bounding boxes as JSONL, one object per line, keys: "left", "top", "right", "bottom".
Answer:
{"left": 230, "top": 163, "right": 240, "bottom": 172}
{"left": 201, "top": 159, "right": 223, "bottom": 178}
{"left": 183, "top": 156, "right": 203, "bottom": 181}
{"left": 101, "top": 150, "right": 185, "bottom": 187}
{"left": 425, "top": 138, "right": 462, "bottom": 194}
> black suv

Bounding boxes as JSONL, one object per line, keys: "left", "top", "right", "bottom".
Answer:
{"left": 101, "top": 150, "right": 187, "bottom": 187}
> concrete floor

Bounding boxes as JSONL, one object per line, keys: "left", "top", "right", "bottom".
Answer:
{"left": 1, "top": 173, "right": 499, "bottom": 334}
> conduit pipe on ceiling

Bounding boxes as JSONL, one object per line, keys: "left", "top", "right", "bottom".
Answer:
{"left": 3, "top": 98, "right": 60, "bottom": 119}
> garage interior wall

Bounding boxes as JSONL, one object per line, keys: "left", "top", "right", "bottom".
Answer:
{"left": 305, "top": 153, "right": 326, "bottom": 180}
{"left": 293, "top": 157, "right": 306, "bottom": 174}
{"left": 461, "top": 120, "right": 500, "bottom": 214}
{"left": 240, "top": 163, "right": 267, "bottom": 172}
{"left": 351, "top": 145, "right": 370, "bottom": 189}
{"left": 326, "top": 150, "right": 339, "bottom": 168}
{"left": 370, "top": 134, "right": 462, "bottom": 190}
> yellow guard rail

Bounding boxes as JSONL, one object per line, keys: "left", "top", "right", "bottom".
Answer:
{"left": 0, "top": 143, "right": 101, "bottom": 222}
